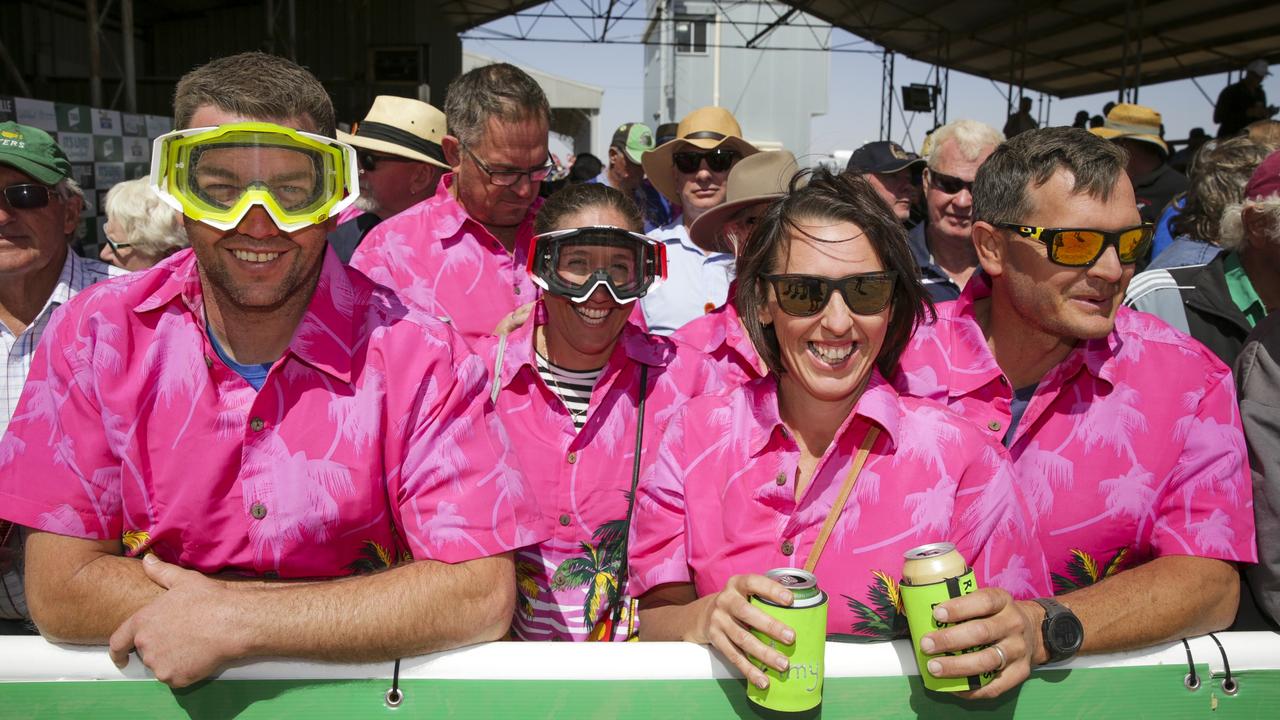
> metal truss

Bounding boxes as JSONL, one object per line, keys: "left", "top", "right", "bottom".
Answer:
{"left": 460, "top": 0, "right": 880, "bottom": 54}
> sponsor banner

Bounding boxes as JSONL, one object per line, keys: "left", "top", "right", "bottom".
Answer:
{"left": 56, "top": 103, "right": 92, "bottom": 133}
{"left": 92, "top": 108, "right": 123, "bottom": 136}
{"left": 15, "top": 97, "right": 56, "bottom": 130}
{"left": 57, "top": 132, "right": 95, "bottom": 163}
{"left": 0, "top": 95, "right": 15, "bottom": 122}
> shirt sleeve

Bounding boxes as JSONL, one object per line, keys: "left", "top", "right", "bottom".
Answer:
{"left": 1152, "top": 364, "right": 1257, "bottom": 563}
{"left": 951, "top": 431, "right": 1053, "bottom": 600}
{"left": 627, "top": 403, "right": 694, "bottom": 597}
{"left": 0, "top": 305, "right": 122, "bottom": 540}
{"left": 389, "top": 322, "right": 547, "bottom": 563}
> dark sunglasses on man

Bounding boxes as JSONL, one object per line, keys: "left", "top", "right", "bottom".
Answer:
{"left": 764, "top": 271, "right": 897, "bottom": 317}
{"left": 2, "top": 183, "right": 53, "bottom": 210}
{"left": 672, "top": 148, "right": 739, "bottom": 174}
{"left": 994, "top": 223, "right": 1154, "bottom": 267}
{"left": 925, "top": 168, "right": 974, "bottom": 195}
{"left": 357, "top": 150, "right": 419, "bottom": 173}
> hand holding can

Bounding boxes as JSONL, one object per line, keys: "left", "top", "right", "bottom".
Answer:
{"left": 746, "top": 569, "right": 828, "bottom": 716}
{"left": 900, "top": 543, "right": 995, "bottom": 693}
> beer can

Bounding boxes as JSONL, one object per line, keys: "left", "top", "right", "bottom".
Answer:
{"left": 746, "top": 568, "right": 828, "bottom": 716}
{"left": 900, "top": 542, "right": 994, "bottom": 692}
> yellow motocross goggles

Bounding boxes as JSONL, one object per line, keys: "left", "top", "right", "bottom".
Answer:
{"left": 149, "top": 122, "right": 359, "bottom": 232}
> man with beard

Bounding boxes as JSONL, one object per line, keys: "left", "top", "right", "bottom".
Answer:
{"left": 327, "top": 96, "right": 450, "bottom": 263}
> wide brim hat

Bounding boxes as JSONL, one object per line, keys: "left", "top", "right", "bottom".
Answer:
{"left": 688, "top": 150, "right": 800, "bottom": 254}
{"left": 337, "top": 95, "right": 451, "bottom": 170}
{"left": 1090, "top": 103, "right": 1168, "bottom": 156}
{"left": 641, "top": 106, "right": 759, "bottom": 205}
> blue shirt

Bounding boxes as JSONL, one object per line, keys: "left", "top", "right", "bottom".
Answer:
{"left": 205, "top": 322, "right": 274, "bottom": 391}
{"left": 1151, "top": 196, "right": 1185, "bottom": 260}
{"left": 1003, "top": 383, "right": 1038, "bottom": 448}
{"left": 639, "top": 221, "right": 735, "bottom": 335}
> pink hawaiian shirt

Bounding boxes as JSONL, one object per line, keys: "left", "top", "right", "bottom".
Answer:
{"left": 893, "top": 274, "right": 1257, "bottom": 594}
{"left": 478, "top": 305, "right": 725, "bottom": 641}
{"left": 350, "top": 174, "right": 542, "bottom": 343}
{"left": 0, "top": 248, "right": 544, "bottom": 579}
{"left": 670, "top": 286, "right": 766, "bottom": 387}
{"left": 629, "top": 372, "right": 1049, "bottom": 640}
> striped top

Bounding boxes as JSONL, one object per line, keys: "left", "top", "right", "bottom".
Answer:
{"left": 0, "top": 250, "right": 122, "bottom": 622}
{"left": 535, "top": 354, "right": 603, "bottom": 431}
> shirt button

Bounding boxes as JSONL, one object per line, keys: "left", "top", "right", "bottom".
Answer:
{"left": 781, "top": 540, "right": 795, "bottom": 556}
{"left": 567, "top": 451, "right": 578, "bottom": 464}
{"left": 558, "top": 513, "right": 571, "bottom": 526}
{"left": 250, "top": 502, "right": 268, "bottom": 520}
{"left": 250, "top": 417, "right": 265, "bottom": 432}
{"left": 514, "top": 287, "right": 522, "bottom": 295}
{"left": 775, "top": 473, "right": 787, "bottom": 486}
{"left": 988, "top": 421, "right": 1002, "bottom": 431}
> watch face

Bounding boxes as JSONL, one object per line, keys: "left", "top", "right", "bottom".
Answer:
{"left": 1048, "top": 616, "right": 1084, "bottom": 653}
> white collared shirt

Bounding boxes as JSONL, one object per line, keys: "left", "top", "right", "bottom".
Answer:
{"left": 639, "top": 221, "right": 735, "bottom": 335}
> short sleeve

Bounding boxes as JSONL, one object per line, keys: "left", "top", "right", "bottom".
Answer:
{"left": 0, "top": 306, "right": 122, "bottom": 540}
{"left": 1152, "top": 366, "right": 1256, "bottom": 563}
{"left": 390, "top": 324, "right": 547, "bottom": 563}
{"left": 627, "top": 405, "right": 694, "bottom": 597}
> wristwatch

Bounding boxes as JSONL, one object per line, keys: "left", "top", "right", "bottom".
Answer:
{"left": 1033, "top": 597, "right": 1084, "bottom": 664}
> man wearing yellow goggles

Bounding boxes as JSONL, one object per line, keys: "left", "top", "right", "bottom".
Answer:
{"left": 2, "top": 51, "right": 535, "bottom": 689}
{"left": 150, "top": 122, "right": 359, "bottom": 233}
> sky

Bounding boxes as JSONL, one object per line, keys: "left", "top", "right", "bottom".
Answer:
{"left": 463, "top": 10, "right": 1279, "bottom": 163}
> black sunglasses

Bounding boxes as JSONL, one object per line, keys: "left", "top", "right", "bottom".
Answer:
{"left": 994, "top": 222, "right": 1154, "bottom": 267}
{"left": 2, "top": 183, "right": 52, "bottom": 210}
{"left": 358, "top": 150, "right": 419, "bottom": 173}
{"left": 672, "top": 148, "right": 739, "bottom": 174}
{"left": 764, "top": 272, "right": 897, "bottom": 317}
{"left": 926, "top": 169, "right": 974, "bottom": 195}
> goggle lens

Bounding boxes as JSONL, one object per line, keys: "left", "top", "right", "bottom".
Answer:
{"left": 768, "top": 273, "right": 896, "bottom": 317}
{"left": 190, "top": 145, "right": 325, "bottom": 212}
{"left": 554, "top": 240, "right": 643, "bottom": 293}
{"left": 3, "top": 184, "right": 52, "bottom": 210}
{"left": 673, "top": 148, "right": 738, "bottom": 173}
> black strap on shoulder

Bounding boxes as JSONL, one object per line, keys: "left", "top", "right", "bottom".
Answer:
{"left": 610, "top": 365, "right": 649, "bottom": 632}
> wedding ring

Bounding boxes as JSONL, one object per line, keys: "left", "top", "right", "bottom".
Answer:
{"left": 991, "top": 643, "right": 1008, "bottom": 673}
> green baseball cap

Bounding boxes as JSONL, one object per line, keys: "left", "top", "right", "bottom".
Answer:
{"left": 610, "top": 122, "right": 655, "bottom": 165}
{"left": 0, "top": 121, "right": 73, "bottom": 185}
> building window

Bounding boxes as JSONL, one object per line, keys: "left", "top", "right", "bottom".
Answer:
{"left": 675, "top": 16, "right": 712, "bottom": 54}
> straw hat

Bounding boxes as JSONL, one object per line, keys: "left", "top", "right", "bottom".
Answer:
{"left": 337, "top": 95, "right": 451, "bottom": 169}
{"left": 1090, "top": 103, "right": 1169, "bottom": 156}
{"left": 641, "top": 106, "right": 759, "bottom": 204}
{"left": 688, "top": 150, "right": 800, "bottom": 254}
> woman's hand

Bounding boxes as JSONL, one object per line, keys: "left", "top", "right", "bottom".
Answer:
{"left": 918, "top": 588, "right": 1042, "bottom": 699}
{"left": 492, "top": 302, "right": 535, "bottom": 336}
{"left": 696, "top": 574, "right": 799, "bottom": 690}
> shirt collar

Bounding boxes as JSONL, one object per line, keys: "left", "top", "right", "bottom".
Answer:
{"left": 46, "top": 250, "right": 81, "bottom": 309}
{"left": 132, "top": 247, "right": 357, "bottom": 383}
{"left": 493, "top": 300, "right": 677, "bottom": 393}
{"left": 1222, "top": 251, "right": 1266, "bottom": 327}
{"left": 744, "top": 370, "right": 901, "bottom": 458}
{"left": 700, "top": 291, "right": 768, "bottom": 379}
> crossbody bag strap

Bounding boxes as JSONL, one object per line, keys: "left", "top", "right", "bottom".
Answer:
{"left": 802, "top": 425, "right": 881, "bottom": 574}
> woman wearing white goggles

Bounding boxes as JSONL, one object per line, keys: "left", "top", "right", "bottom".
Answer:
{"left": 527, "top": 226, "right": 666, "bottom": 304}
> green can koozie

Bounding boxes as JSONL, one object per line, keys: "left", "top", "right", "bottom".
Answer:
{"left": 901, "top": 557, "right": 994, "bottom": 692}
{"left": 747, "top": 569, "right": 828, "bottom": 715}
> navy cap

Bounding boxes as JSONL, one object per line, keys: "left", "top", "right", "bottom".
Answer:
{"left": 846, "top": 141, "right": 925, "bottom": 175}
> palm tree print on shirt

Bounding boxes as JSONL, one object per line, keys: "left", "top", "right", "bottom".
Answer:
{"left": 1052, "top": 547, "right": 1128, "bottom": 594}
{"left": 515, "top": 558, "right": 543, "bottom": 621}
{"left": 550, "top": 516, "right": 628, "bottom": 635}
{"left": 346, "top": 540, "right": 411, "bottom": 575}
{"left": 844, "top": 570, "right": 909, "bottom": 640}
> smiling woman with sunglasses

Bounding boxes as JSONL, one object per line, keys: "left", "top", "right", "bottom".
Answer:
{"left": 629, "top": 169, "right": 1051, "bottom": 699}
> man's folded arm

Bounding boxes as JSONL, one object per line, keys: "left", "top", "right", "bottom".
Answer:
{"left": 25, "top": 531, "right": 163, "bottom": 643}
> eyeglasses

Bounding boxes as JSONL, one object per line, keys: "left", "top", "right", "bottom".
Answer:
{"left": 102, "top": 223, "right": 133, "bottom": 255}
{"left": 672, "top": 148, "right": 739, "bottom": 174}
{"left": 463, "top": 145, "right": 553, "bottom": 187}
{"left": 2, "top": 183, "right": 52, "bottom": 210}
{"left": 357, "top": 150, "right": 419, "bottom": 173}
{"left": 764, "top": 272, "right": 897, "bottom": 317}
{"left": 926, "top": 169, "right": 974, "bottom": 195}
{"left": 994, "top": 222, "right": 1154, "bottom": 267}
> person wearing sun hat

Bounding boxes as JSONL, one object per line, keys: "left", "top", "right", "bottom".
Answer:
{"left": 327, "top": 96, "right": 452, "bottom": 262}
{"left": 638, "top": 106, "right": 759, "bottom": 335}
{"left": 0, "top": 120, "right": 122, "bottom": 632}
{"left": 1092, "top": 103, "right": 1188, "bottom": 227}
{"left": 672, "top": 150, "right": 800, "bottom": 385}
